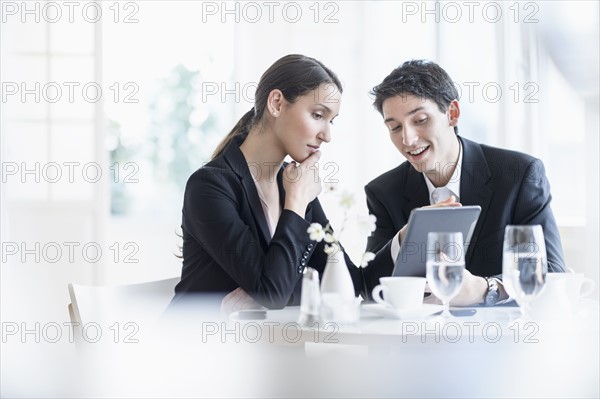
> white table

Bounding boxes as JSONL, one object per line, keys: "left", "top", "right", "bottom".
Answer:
{"left": 250, "top": 300, "right": 598, "bottom": 345}
{"left": 217, "top": 300, "right": 599, "bottom": 398}
{"left": 6, "top": 296, "right": 598, "bottom": 398}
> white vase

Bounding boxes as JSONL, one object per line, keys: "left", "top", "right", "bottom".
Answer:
{"left": 320, "top": 249, "right": 355, "bottom": 301}
{"left": 320, "top": 249, "right": 359, "bottom": 324}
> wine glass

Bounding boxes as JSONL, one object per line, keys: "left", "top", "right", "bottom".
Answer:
{"left": 502, "top": 225, "right": 547, "bottom": 319}
{"left": 426, "top": 232, "right": 466, "bottom": 318}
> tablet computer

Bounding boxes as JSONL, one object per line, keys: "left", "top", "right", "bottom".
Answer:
{"left": 392, "top": 206, "right": 481, "bottom": 277}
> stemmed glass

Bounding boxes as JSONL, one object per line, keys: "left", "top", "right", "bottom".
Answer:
{"left": 426, "top": 232, "right": 466, "bottom": 319}
{"left": 502, "top": 225, "right": 547, "bottom": 320}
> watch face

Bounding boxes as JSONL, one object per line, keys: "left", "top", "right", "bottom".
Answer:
{"left": 486, "top": 290, "right": 499, "bottom": 306}
{"left": 485, "top": 279, "right": 499, "bottom": 306}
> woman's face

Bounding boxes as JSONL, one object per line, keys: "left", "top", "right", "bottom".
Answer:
{"left": 273, "top": 83, "right": 341, "bottom": 163}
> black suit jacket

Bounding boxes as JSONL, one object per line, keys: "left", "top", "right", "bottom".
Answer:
{"left": 174, "top": 136, "right": 383, "bottom": 308}
{"left": 364, "top": 136, "right": 566, "bottom": 278}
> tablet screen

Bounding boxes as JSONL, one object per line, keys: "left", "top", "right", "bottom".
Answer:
{"left": 392, "top": 206, "right": 481, "bottom": 277}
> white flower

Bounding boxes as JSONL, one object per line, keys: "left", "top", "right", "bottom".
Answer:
{"left": 307, "top": 223, "right": 325, "bottom": 242}
{"left": 339, "top": 190, "right": 355, "bottom": 208}
{"left": 323, "top": 232, "right": 337, "bottom": 244}
{"left": 360, "top": 251, "right": 376, "bottom": 267}
{"left": 309, "top": 186, "right": 378, "bottom": 267}
{"left": 356, "top": 214, "right": 377, "bottom": 234}
{"left": 324, "top": 243, "right": 340, "bottom": 255}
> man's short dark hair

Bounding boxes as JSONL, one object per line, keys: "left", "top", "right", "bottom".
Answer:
{"left": 371, "top": 60, "right": 459, "bottom": 121}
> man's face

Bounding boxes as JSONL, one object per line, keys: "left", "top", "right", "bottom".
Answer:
{"left": 382, "top": 94, "right": 460, "bottom": 180}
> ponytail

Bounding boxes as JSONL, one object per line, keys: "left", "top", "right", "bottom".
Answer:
{"left": 211, "top": 108, "right": 255, "bottom": 160}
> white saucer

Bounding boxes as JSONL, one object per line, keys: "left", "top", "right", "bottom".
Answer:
{"left": 362, "top": 303, "right": 444, "bottom": 319}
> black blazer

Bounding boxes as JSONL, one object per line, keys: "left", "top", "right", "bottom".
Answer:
{"left": 174, "top": 136, "right": 383, "bottom": 308}
{"left": 364, "top": 136, "right": 566, "bottom": 278}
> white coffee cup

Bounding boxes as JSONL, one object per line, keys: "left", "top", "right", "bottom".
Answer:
{"left": 531, "top": 273, "right": 595, "bottom": 319}
{"left": 547, "top": 273, "right": 595, "bottom": 305}
{"left": 371, "top": 277, "right": 426, "bottom": 310}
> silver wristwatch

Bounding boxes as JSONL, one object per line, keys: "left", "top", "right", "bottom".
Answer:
{"left": 483, "top": 277, "right": 500, "bottom": 306}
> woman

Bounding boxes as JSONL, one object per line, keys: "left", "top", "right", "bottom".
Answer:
{"left": 174, "top": 54, "right": 382, "bottom": 310}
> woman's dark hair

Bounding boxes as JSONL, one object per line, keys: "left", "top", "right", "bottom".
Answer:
{"left": 211, "top": 54, "right": 343, "bottom": 159}
{"left": 371, "top": 60, "right": 459, "bottom": 134}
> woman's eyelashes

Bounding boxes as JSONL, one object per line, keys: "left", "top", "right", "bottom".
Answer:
{"left": 312, "top": 112, "right": 336, "bottom": 125}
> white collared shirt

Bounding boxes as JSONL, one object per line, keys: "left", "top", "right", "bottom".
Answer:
{"left": 423, "top": 140, "right": 462, "bottom": 205}
{"left": 390, "top": 140, "right": 463, "bottom": 262}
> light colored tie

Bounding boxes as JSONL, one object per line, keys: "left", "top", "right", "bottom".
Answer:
{"left": 432, "top": 187, "right": 453, "bottom": 204}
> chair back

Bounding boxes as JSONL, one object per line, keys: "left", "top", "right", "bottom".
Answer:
{"left": 68, "top": 277, "right": 180, "bottom": 328}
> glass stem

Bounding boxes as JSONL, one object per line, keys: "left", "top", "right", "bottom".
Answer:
{"left": 442, "top": 299, "right": 451, "bottom": 317}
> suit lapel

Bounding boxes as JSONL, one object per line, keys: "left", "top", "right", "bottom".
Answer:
{"left": 223, "top": 138, "right": 272, "bottom": 247}
{"left": 276, "top": 166, "right": 292, "bottom": 217}
{"left": 458, "top": 136, "right": 493, "bottom": 262}
{"left": 401, "top": 164, "right": 430, "bottom": 220}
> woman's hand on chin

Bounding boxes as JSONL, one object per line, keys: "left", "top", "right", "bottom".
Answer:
{"left": 283, "top": 150, "right": 322, "bottom": 218}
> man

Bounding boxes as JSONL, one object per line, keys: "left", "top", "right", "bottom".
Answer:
{"left": 365, "top": 60, "right": 566, "bottom": 306}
